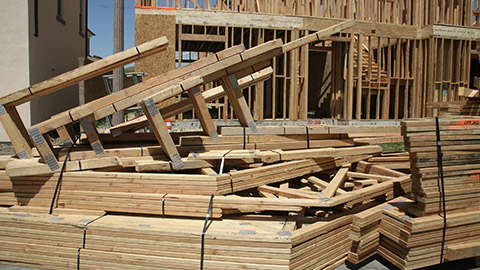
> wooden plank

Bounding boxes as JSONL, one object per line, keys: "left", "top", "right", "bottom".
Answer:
{"left": 79, "top": 114, "right": 105, "bottom": 157}
{"left": 322, "top": 165, "right": 350, "bottom": 198}
{"left": 219, "top": 74, "right": 257, "bottom": 132}
{"left": 187, "top": 86, "right": 219, "bottom": 142}
{"left": 0, "top": 105, "right": 33, "bottom": 159}
{"left": 140, "top": 99, "right": 184, "bottom": 170}
{"left": 0, "top": 36, "right": 168, "bottom": 106}
{"left": 282, "top": 20, "right": 357, "bottom": 53}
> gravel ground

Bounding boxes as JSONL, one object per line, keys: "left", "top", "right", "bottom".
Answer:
{"left": 0, "top": 143, "right": 15, "bottom": 156}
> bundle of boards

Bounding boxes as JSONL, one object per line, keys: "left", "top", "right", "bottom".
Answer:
{"left": 401, "top": 117, "right": 480, "bottom": 215}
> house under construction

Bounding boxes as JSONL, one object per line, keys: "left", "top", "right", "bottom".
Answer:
{"left": 135, "top": 0, "right": 479, "bottom": 121}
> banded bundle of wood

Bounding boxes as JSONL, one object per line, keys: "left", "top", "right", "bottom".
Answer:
{"left": 347, "top": 196, "right": 413, "bottom": 264}
{"left": 0, "top": 207, "right": 100, "bottom": 269}
{"left": 0, "top": 144, "right": 411, "bottom": 219}
{"left": 0, "top": 206, "right": 352, "bottom": 269}
{"left": 401, "top": 117, "right": 480, "bottom": 215}
{"left": 378, "top": 205, "right": 480, "bottom": 269}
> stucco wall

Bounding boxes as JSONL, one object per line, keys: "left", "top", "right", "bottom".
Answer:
{"left": 29, "top": 0, "right": 86, "bottom": 124}
{"left": 0, "top": 0, "right": 31, "bottom": 142}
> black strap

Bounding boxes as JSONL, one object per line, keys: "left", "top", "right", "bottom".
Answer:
{"left": 77, "top": 248, "right": 81, "bottom": 270}
{"left": 168, "top": 161, "right": 175, "bottom": 173}
{"left": 230, "top": 173, "right": 234, "bottom": 193}
{"left": 77, "top": 214, "right": 107, "bottom": 269}
{"left": 162, "top": 193, "right": 168, "bottom": 216}
{"left": 270, "top": 150, "right": 282, "bottom": 162}
{"left": 435, "top": 117, "right": 447, "bottom": 263}
{"left": 49, "top": 135, "right": 79, "bottom": 214}
{"left": 305, "top": 126, "right": 310, "bottom": 149}
{"left": 243, "top": 126, "right": 246, "bottom": 150}
{"left": 200, "top": 195, "right": 215, "bottom": 270}
{"left": 82, "top": 214, "right": 107, "bottom": 248}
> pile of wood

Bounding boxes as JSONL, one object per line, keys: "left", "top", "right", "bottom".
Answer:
{"left": 401, "top": 117, "right": 480, "bottom": 215}
{"left": 378, "top": 204, "right": 480, "bottom": 269}
{"left": 348, "top": 196, "right": 413, "bottom": 265}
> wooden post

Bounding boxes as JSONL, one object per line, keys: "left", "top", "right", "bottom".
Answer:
{"left": 79, "top": 114, "right": 105, "bottom": 157}
{"left": 356, "top": 34, "right": 364, "bottom": 119}
{"left": 140, "top": 97, "right": 184, "bottom": 170}
{"left": 187, "top": 86, "right": 219, "bottom": 142}
{"left": 219, "top": 74, "right": 257, "bottom": 133}
{"left": 0, "top": 105, "right": 33, "bottom": 159}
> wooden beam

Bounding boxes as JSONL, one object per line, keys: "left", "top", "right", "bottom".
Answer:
{"left": 219, "top": 74, "right": 257, "bottom": 133}
{"left": 140, "top": 98, "right": 184, "bottom": 170}
{"left": 187, "top": 86, "right": 219, "bottom": 142}
{"left": 79, "top": 115, "right": 105, "bottom": 157}
{"left": 321, "top": 165, "right": 350, "bottom": 198}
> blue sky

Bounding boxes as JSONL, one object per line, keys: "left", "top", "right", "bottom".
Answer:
{"left": 88, "top": 0, "right": 136, "bottom": 58}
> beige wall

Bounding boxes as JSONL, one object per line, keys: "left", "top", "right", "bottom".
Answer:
{"left": 0, "top": 0, "right": 31, "bottom": 142}
{"left": 29, "top": 0, "right": 86, "bottom": 124}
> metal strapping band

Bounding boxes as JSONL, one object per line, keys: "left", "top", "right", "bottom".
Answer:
{"left": 82, "top": 214, "right": 107, "bottom": 248}
{"left": 145, "top": 98, "right": 159, "bottom": 116}
{"left": 162, "top": 193, "right": 168, "bottom": 216}
{"left": 200, "top": 194, "right": 215, "bottom": 270}
{"left": 0, "top": 103, "right": 6, "bottom": 115}
{"left": 49, "top": 136, "right": 79, "bottom": 214}
{"left": 63, "top": 140, "right": 72, "bottom": 147}
{"left": 219, "top": 150, "right": 233, "bottom": 175}
{"left": 305, "top": 126, "right": 310, "bottom": 149}
{"left": 435, "top": 116, "right": 447, "bottom": 264}
{"left": 77, "top": 248, "right": 81, "bottom": 270}
{"left": 243, "top": 127, "right": 246, "bottom": 150}
{"left": 270, "top": 150, "right": 282, "bottom": 161}
{"left": 229, "top": 173, "right": 234, "bottom": 193}
{"left": 168, "top": 161, "right": 175, "bottom": 173}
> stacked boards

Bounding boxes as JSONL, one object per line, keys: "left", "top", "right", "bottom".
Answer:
{"left": 378, "top": 206, "right": 480, "bottom": 269}
{"left": 347, "top": 196, "right": 413, "bottom": 264}
{"left": 0, "top": 206, "right": 353, "bottom": 270}
{"left": 401, "top": 117, "right": 480, "bottom": 215}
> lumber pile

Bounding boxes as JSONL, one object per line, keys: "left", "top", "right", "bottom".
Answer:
{"left": 401, "top": 117, "right": 480, "bottom": 215}
{"left": 348, "top": 196, "right": 413, "bottom": 265}
{"left": 378, "top": 205, "right": 480, "bottom": 269}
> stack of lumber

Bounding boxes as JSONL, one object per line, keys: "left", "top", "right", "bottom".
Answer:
{"left": 366, "top": 152, "right": 410, "bottom": 171}
{"left": 459, "top": 87, "right": 480, "bottom": 116}
{"left": 0, "top": 206, "right": 354, "bottom": 270}
{"left": 347, "top": 196, "right": 414, "bottom": 265}
{"left": 378, "top": 205, "right": 480, "bottom": 269}
{"left": 0, "top": 207, "right": 99, "bottom": 269}
{"left": 401, "top": 117, "right": 480, "bottom": 215}
{"left": 0, "top": 143, "right": 411, "bottom": 219}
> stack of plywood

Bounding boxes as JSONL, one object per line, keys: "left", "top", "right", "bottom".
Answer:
{"left": 401, "top": 117, "right": 480, "bottom": 215}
